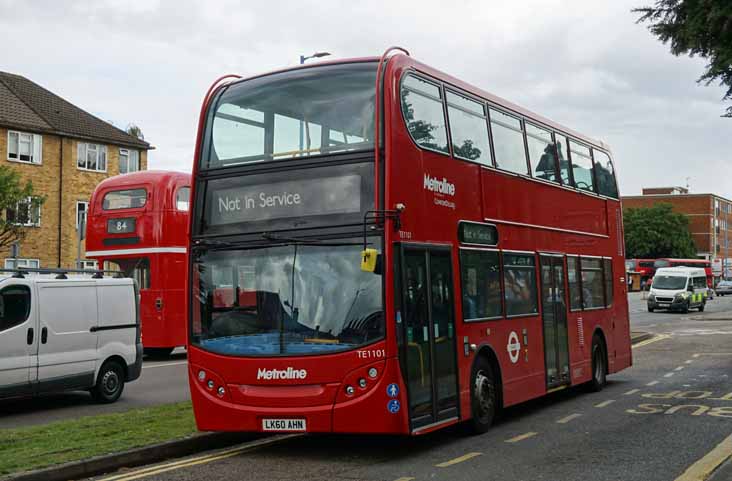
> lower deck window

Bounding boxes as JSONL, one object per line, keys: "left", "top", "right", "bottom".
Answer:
{"left": 460, "top": 249, "right": 502, "bottom": 320}
{"left": 104, "top": 258, "right": 150, "bottom": 289}
{"left": 502, "top": 253, "right": 538, "bottom": 316}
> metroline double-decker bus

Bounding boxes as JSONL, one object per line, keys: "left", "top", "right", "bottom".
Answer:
{"left": 87, "top": 170, "right": 191, "bottom": 357}
{"left": 653, "top": 258, "right": 713, "bottom": 288}
{"left": 187, "top": 48, "right": 631, "bottom": 435}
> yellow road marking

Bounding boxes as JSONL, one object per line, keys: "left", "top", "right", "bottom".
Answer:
{"left": 505, "top": 432, "right": 538, "bottom": 443}
{"left": 674, "top": 433, "right": 732, "bottom": 481}
{"left": 694, "top": 353, "right": 732, "bottom": 357}
{"left": 647, "top": 381, "right": 659, "bottom": 386}
{"left": 393, "top": 478, "right": 415, "bottom": 481}
{"left": 556, "top": 413, "right": 582, "bottom": 424}
{"left": 624, "top": 389, "right": 640, "bottom": 395}
{"left": 595, "top": 400, "right": 615, "bottom": 408}
{"left": 633, "top": 334, "right": 671, "bottom": 349}
{"left": 435, "top": 452, "right": 482, "bottom": 468}
{"left": 685, "top": 360, "right": 694, "bottom": 364}
{"left": 98, "top": 434, "right": 301, "bottom": 481}
{"left": 675, "top": 366, "right": 685, "bottom": 371}
{"left": 665, "top": 373, "right": 675, "bottom": 378}
{"left": 693, "top": 354, "right": 701, "bottom": 358}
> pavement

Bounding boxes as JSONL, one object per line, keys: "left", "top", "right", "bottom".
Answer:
{"left": 6, "top": 295, "right": 732, "bottom": 480}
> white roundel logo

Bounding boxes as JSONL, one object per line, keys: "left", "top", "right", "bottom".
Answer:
{"left": 507, "top": 331, "right": 521, "bottom": 364}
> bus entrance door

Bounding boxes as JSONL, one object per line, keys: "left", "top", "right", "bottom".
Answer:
{"left": 539, "top": 254, "right": 570, "bottom": 389}
{"left": 400, "top": 246, "right": 459, "bottom": 430}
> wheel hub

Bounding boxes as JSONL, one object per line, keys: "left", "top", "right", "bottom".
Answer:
{"left": 474, "top": 370, "right": 494, "bottom": 421}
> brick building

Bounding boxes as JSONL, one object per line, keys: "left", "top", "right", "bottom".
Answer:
{"left": 0, "top": 71, "right": 151, "bottom": 270}
{"left": 622, "top": 187, "right": 732, "bottom": 273}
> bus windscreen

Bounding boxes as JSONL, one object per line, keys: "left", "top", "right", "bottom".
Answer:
{"left": 203, "top": 62, "right": 377, "bottom": 169}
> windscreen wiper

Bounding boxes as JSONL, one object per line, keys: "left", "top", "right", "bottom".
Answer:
{"left": 261, "top": 232, "right": 365, "bottom": 246}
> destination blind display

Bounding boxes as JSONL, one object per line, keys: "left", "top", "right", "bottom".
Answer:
{"left": 208, "top": 175, "right": 362, "bottom": 225}
{"left": 458, "top": 221, "right": 499, "bottom": 246}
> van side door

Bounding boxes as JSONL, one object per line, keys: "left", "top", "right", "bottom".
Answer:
{"left": 36, "top": 282, "right": 99, "bottom": 391}
{"left": 0, "top": 281, "right": 37, "bottom": 397}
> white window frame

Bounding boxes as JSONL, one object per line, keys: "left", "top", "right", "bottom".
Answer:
{"left": 77, "top": 142, "right": 107, "bottom": 172}
{"left": 119, "top": 148, "right": 140, "bottom": 174}
{"left": 76, "top": 201, "right": 89, "bottom": 230}
{"left": 4, "top": 258, "right": 40, "bottom": 269}
{"left": 78, "top": 260, "right": 98, "bottom": 270}
{"left": 7, "top": 197, "right": 41, "bottom": 227}
{"left": 7, "top": 131, "right": 42, "bottom": 165}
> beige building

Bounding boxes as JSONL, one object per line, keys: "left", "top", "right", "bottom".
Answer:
{"left": 0, "top": 71, "right": 151, "bottom": 270}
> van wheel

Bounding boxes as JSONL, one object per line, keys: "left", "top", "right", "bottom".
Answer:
{"left": 91, "top": 361, "right": 125, "bottom": 404}
{"left": 587, "top": 335, "right": 607, "bottom": 392}
{"left": 469, "top": 357, "right": 497, "bottom": 434}
{"left": 144, "top": 347, "right": 174, "bottom": 359}
{"left": 647, "top": 306, "right": 654, "bottom": 313}
{"left": 682, "top": 301, "right": 690, "bottom": 314}
{"left": 699, "top": 302, "right": 705, "bottom": 312}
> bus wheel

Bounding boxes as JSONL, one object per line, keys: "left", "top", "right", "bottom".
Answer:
{"left": 91, "top": 360, "right": 125, "bottom": 404}
{"left": 587, "top": 335, "right": 607, "bottom": 392}
{"left": 469, "top": 357, "right": 497, "bottom": 434}
{"left": 144, "top": 347, "right": 174, "bottom": 359}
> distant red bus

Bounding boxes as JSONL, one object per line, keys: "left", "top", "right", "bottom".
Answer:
{"left": 187, "top": 49, "right": 631, "bottom": 435}
{"left": 625, "top": 259, "right": 656, "bottom": 282}
{"left": 654, "top": 258, "right": 712, "bottom": 287}
{"left": 87, "top": 171, "right": 190, "bottom": 357}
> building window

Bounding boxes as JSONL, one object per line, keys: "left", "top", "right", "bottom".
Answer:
{"left": 77, "top": 143, "right": 107, "bottom": 172}
{"left": 76, "top": 201, "right": 88, "bottom": 230}
{"left": 459, "top": 249, "right": 502, "bottom": 320}
{"left": 176, "top": 187, "right": 190, "bottom": 211}
{"left": 79, "top": 260, "right": 98, "bottom": 270}
{"left": 8, "top": 131, "right": 42, "bottom": 164}
{"left": 6, "top": 197, "right": 41, "bottom": 227}
{"left": 119, "top": 149, "right": 140, "bottom": 174}
{"left": 4, "top": 258, "right": 40, "bottom": 269}
{"left": 502, "top": 253, "right": 538, "bottom": 316}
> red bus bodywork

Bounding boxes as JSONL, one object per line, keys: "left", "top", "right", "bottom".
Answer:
{"left": 654, "top": 258, "right": 712, "bottom": 287}
{"left": 625, "top": 259, "right": 656, "bottom": 282}
{"left": 87, "top": 171, "right": 190, "bottom": 355}
{"left": 187, "top": 53, "right": 631, "bottom": 434}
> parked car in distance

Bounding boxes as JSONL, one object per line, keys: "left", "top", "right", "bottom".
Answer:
{"left": 0, "top": 271, "right": 142, "bottom": 403}
{"left": 716, "top": 280, "right": 732, "bottom": 296}
{"left": 647, "top": 267, "right": 708, "bottom": 313}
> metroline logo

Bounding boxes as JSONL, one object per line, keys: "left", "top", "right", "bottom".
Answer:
{"left": 257, "top": 367, "right": 307, "bottom": 380}
{"left": 423, "top": 174, "right": 455, "bottom": 196}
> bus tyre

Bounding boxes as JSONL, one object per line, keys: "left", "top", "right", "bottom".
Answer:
{"left": 144, "top": 347, "right": 175, "bottom": 359}
{"left": 91, "top": 360, "right": 125, "bottom": 404}
{"left": 469, "top": 357, "right": 497, "bottom": 434}
{"left": 587, "top": 335, "right": 607, "bottom": 392}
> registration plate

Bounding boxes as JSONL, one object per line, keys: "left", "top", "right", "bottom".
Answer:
{"left": 658, "top": 303, "right": 670, "bottom": 307}
{"left": 262, "top": 418, "right": 306, "bottom": 432}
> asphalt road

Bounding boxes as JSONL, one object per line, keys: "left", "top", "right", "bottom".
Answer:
{"left": 0, "top": 349, "right": 190, "bottom": 429}
{"left": 87, "top": 294, "right": 732, "bottom": 481}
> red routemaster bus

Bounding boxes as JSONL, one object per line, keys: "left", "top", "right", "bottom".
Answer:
{"left": 187, "top": 48, "right": 631, "bottom": 435}
{"left": 653, "top": 258, "right": 712, "bottom": 288}
{"left": 87, "top": 170, "right": 191, "bottom": 357}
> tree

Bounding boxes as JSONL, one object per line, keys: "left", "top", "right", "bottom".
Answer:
{"left": 623, "top": 203, "right": 697, "bottom": 258}
{"left": 126, "top": 123, "right": 145, "bottom": 140}
{"left": 0, "top": 166, "right": 44, "bottom": 253}
{"left": 634, "top": 1, "right": 732, "bottom": 117}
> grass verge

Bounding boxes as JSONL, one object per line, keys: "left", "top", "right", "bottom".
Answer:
{"left": 0, "top": 402, "right": 197, "bottom": 476}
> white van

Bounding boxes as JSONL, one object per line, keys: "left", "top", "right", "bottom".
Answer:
{"left": 0, "top": 272, "right": 142, "bottom": 403}
{"left": 648, "top": 266, "right": 708, "bottom": 313}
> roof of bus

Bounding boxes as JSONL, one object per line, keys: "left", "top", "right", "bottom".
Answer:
{"left": 220, "top": 53, "right": 609, "bottom": 153}
{"left": 94, "top": 170, "right": 190, "bottom": 191}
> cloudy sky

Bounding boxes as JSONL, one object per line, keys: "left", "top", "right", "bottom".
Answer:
{"left": 1, "top": 0, "right": 730, "bottom": 197}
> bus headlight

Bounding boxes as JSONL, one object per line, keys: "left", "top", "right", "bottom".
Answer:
{"left": 345, "top": 385, "right": 355, "bottom": 396}
{"left": 198, "top": 370, "right": 206, "bottom": 382}
{"left": 217, "top": 386, "right": 225, "bottom": 397}
{"left": 358, "top": 378, "right": 367, "bottom": 389}
{"left": 207, "top": 380, "right": 215, "bottom": 390}
{"left": 368, "top": 368, "right": 378, "bottom": 379}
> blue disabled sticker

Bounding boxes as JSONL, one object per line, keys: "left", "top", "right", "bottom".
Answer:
{"left": 387, "top": 399, "right": 401, "bottom": 414}
{"left": 387, "top": 383, "right": 400, "bottom": 398}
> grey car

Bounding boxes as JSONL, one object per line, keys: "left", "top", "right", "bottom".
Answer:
{"left": 716, "top": 280, "right": 732, "bottom": 296}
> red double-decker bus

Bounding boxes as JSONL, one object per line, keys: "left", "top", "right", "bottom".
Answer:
{"left": 653, "top": 258, "right": 713, "bottom": 288}
{"left": 187, "top": 48, "right": 631, "bottom": 435}
{"left": 87, "top": 170, "right": 190, "bottom": 357}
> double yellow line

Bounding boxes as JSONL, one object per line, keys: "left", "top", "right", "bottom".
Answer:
{"left": 98, "top": 434, "right": 302, "bottom": 481}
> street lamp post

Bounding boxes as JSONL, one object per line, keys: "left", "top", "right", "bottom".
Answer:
{"left": 299, "top": 52, "right": 331, "bottom": 152}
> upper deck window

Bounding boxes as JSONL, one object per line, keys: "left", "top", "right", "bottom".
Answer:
{"left": 569, "top": 141, "right": 594, "bottom": 193}
{"left": 490, "top": 108, "right": 528, "bottom": 175}
{"left": 400, "top": 74, "right": 449, "bottom": 154}
{"left": 176, "top": 187, "right": 190, "bottom": 211}
{"left": 526, "top": 123, "right": 558, "bottom": 183}
{"left": 593, "top": 150, "right": 618, "bottom": 198}
{"left": 204, "top": 63, "right": 376, "bottom": 169}
{"left": 103, "top": 188, "right": 147, "bottom": 210}
{"left": 445, "top": 91, "right": 491, "bottom": 164}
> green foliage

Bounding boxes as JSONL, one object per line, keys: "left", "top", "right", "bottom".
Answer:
{"left": 126, "top": 123, "right": 145, "bottom": 140}
{"left": 634, "top": 0, "right": 732, "bottom": 117}
{"left": 624, "top": 203, "right": 697, "bottom": 258}
{"left": 0, "top": 165, "right": 44, "bottom": 252}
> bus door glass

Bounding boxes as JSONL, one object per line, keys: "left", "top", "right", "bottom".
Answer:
{"left": 400, "top": 246, "right": 458, "bottom": 430}
{"left": 539, "top": 254, "right": 570, "bottom": 388}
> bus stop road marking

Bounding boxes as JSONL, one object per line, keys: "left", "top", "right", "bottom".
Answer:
{"left": 142, "top": 360, "right": 187, "bottom": 369}
{"left": 97, "top": 434, "right": 302, "bottom": 481}
{"left": 435, "top": 452, "right": 482, "bottom": 467}
{"left": 505, "top": 432, "right": 538, "bottom": 443}
{"left": 595, "top": 400, "right": 616, "bottom": 408}
{"left": 556, "top": 413, "right": 582, "bottom": 424}
{"left": 633, "top": 334, "right": 671, "bottom": 349}
{"left": 674, "top": 433, "right": 732, "bottom": 481}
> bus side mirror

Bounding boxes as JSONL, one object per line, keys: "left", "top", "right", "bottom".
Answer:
{"left": 360, "top": 248, "right": 382, "bottom": 275}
